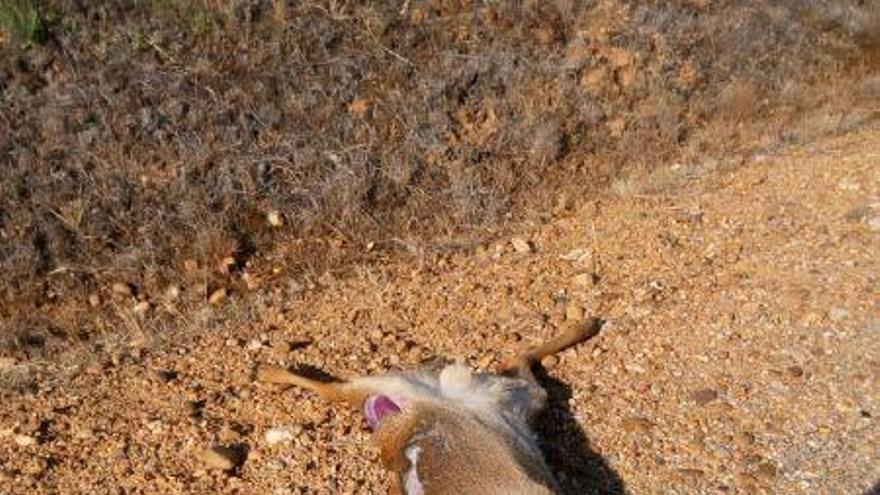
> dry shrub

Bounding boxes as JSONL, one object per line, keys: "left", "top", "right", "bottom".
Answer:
{"left": 0, "top": 0, "right": 878, "bottom": 348}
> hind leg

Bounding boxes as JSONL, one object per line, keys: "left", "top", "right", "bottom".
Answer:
{"left": 496, "top": 317, "right": 602, "bottom": 384}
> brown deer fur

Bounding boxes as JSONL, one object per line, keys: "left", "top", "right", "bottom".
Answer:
{"left": 257, "top": 318, "right": 603, "bottom": 494}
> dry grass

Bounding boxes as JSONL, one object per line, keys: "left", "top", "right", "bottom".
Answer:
{"left": 0, "top": 0, "right": 878, "bottom": 354}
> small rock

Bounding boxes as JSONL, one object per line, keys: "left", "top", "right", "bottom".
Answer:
{"left": 0, "top": 357, "right": 17, "bottom": 369}
{"left": 560, "top": 248, "right": 587, "bottom": 261}
{"left": 246, "top": 339, "right": 263, "bottom": 351}
{"left": 691, "top": 388, "right": 718, "bottom": 406}
{"left": 348, "top": 97, "right": 371, "bottom": 117}
{"left": 571, "top": 273, "right": 595, "bottom": 289}
{"left": 511, "top": 238, "right": 532, "bottom": 254}
{"left": 74, "top": 428, "right": 93, "bottom": 440}
{"left": 624, "top": 363, "right": 646, "bottom": 375}
{"left": 133, "top": 301, "right": 151, "bottom": 314}
{"left": 369, "top": 328, "right": 385, "bottom": 342}
{"left": 13, "top": 434, "right": 36, "bottom": 447}
{"left": 677, "top": 468, "right": 704, "bottom": 479}
{"left": 408, "top": 344, "right": 424, "bottom": 359}
{"left": 733, "top": 431, "right": 755, "bottom": 449}
{"left": 199, "top": 446, "right": 242, "bottom": 471}
{"left": 622, "top": 417, "right": 652, "bottom": 433}
{"left": 147, "top": 420, "right": 165, "bottom": 434}
{"left": 208, "top": 288, "right": 228, "bottom": 306}
{"left": 756, "top": 462, "right": 777, "bottom": 479}
{"left": 84, "top": 361, "right": 103, "bottom": 375}
{"left": 575, "top": 252, "right": 593, "bottom": 266}
{"left": 88, "top": 294, "right": 101, "bottom": 307}
{"left": 837, "top": 177, "right": 860, "bottom": 191}
{"left": 112, "top": 282, "right": 134, "bottom": 297}
{"left": 267, "top": 210, "right": 284, "bottom": 228}
{"left": 476, "top": 354, "right": 493, "bottom": 369}
{"left": 264, "top": 425, "right": 301, "bottom": 446}
{"left": 541, "top": 355, "right": 559, "bottom": 368}
{"left": 165, "top": 285, "right": 181, "bottom": 301}
{"left": 218, "top": 256, "right": 236, "bottom": 274}
{"left": 828, "top": 307, "right": 850, "bottom": 322}
{"left": 271, "top": 340, "right": 292, "bottom": 353}
{"left": 565, "top": 304, "right": 585, "bottom": 322}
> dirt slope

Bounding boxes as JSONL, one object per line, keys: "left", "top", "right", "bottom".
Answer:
{"left": 0, "top": 129, "right": 878, "bottom": 494}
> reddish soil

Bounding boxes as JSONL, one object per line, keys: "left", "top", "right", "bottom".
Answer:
{"left": 1, "top": 129, "right": 878, "bottom": 494}
{"left": 1, "top": 2, "right": 879, "bottom": 494}
{"left": 2, "top": 1, "right": 879, "bottom": 351}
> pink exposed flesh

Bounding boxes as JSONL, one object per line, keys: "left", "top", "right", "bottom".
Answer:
{"left": 363, "top": 395, "right": 402, "bottom": 430}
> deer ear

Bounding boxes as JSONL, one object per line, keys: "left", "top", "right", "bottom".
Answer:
{"left": 372, "top": 412, "right": 422, "bottom": 472}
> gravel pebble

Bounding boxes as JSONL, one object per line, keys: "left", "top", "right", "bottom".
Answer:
{"left": 565, "top": 304, "right": 585, "bottom": 322}
{"left": 265, "top": 425, "right": 302, "bottom": 446}
{"left": 267, "top": 210, "right": 285, "bottom": 228}
{"left": 1, "top": 131, "right": 878, "bottom": 495}
{"left": 199, "top": 446, "right": 242, "bottom": 471}
{"left": 209, "top": 288, "right": 228, "bottom": 306}
{"left": 13, "top": 435, "right": 35, "bottom": 447}
{"left": 570, "top": 273, "right": 595, "bottom": 289}
{"left": 112, "top": 282, "right": 134, "bottom": 297}
{"left": 541, "top": 355, "right": 559, "bottom": 368}
{"left": 511, "top": 238, "right": 532, "bottom": 254}
{"left": 691, "top": 388, "right": 719, "bottom": 406}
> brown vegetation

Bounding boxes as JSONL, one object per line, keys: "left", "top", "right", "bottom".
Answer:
{"left": 0, "top": 0, "right": 878, "bottom": 354}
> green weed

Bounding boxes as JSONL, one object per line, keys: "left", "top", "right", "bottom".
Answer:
{"left": 0, "top": 0, "right": 52, "bottom": 46}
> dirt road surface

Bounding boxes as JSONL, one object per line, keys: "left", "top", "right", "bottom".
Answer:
{"left": 1, "top": 130, "right": 878, "bottom": 494}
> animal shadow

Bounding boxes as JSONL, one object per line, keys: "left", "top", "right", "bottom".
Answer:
{"left": 534, "top": 366, "right": 627, "bottom": 495}
{"left": 292, "top": 363, "right": 344, "bottom": 383}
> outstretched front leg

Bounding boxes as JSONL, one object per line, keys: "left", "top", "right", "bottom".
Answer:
{"left": 256, "top": 365, "right": 412, "bottom": 431}
{"left": 256, "top": 365, "right": 370, "bottom": 408}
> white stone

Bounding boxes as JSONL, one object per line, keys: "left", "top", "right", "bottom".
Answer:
{"left": 265, "top": 425, "right": 301, "bottom": 446}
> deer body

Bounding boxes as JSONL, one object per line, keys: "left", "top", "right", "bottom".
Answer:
{"left": 257, "top": 318, "right": 602, "bottom": 494}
